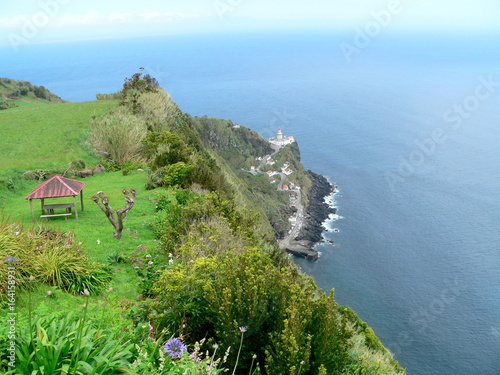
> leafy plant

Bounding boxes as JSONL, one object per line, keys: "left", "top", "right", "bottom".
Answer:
{"left": 108, "top": 251, "right": 125, "bottom": 265}
{"left": 0, "top": 313, "right": 134, "bottom": 374}
{"left": 0, "top": 222, "right": 111, "bottom": 299}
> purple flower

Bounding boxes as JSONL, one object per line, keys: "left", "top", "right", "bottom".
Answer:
{"left": 3, "top": 256, "right": 18, "bottom": 264}
{"left": 164, "top": 338, "right": 188, "bottom": 358}
{"left": 239, "top": 326, "right": 247, "bottom": 333}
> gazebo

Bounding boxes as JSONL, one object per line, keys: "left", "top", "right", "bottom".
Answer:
{"left": 25, "top": 176, "right": 86, "bottom": 221}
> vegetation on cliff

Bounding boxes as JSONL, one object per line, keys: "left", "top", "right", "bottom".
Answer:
{"left": 0, "top": 74, "right": 405, "bottom": 374}
{"left": 0, "top": 78, "right": 65, "bottom": 110}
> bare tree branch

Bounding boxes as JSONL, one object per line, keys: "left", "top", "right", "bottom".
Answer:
{"left": 92, "top": 189, "right": 137, "bottom": 239}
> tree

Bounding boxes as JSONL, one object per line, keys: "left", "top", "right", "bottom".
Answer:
{"left": 92, "top": 189, "right": 138, "bottom": 239}
{"left": 121, "top": 68, "right": 160, "bottom": 114}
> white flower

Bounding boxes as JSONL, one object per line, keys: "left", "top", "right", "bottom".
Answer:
{"left": 146, "top": 254, "right": 152, "bottom": 258}
{"left": 148, "top": 261, "right": 154, "bottom": 265}
{"left": 97, "top": 240, "right": 101, "bottom": 245}
{"left": 15, "top": 231, "right": 20, "bottom": 236}
{"left": 169, "top": 259, "right": 174, "bottom": 265}
{"left": 168, "top": 253, "right": 173, "bottom": 258}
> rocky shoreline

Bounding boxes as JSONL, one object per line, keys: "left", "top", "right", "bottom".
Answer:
{"left": 295, "top": 170, "right": 335, "bottom": 245}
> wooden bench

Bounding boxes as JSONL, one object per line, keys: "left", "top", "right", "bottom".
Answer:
{"left": 42, "top": 203, "right": 75, "bottom": 215}
{"left": 40, "top": 213, "right": 72, "bottom": 220}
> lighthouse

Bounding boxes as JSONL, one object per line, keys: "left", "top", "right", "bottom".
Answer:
{"left": 276, "top": 128, "right": 284, "bottom": 142}
{"left": 269, "top": 128, "right": 295, "bottom": 146}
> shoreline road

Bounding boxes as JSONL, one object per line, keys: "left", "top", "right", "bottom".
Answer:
{"left": 250, "top": 144, "right": 308, "bottom": 250}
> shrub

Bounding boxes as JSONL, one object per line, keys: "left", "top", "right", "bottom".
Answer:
{"left": 96, "top": 92, "right": 122, "bottom": 100}
{"left": 90, "top": 106, "right": 147, "bottom": 164}
{"left": 0, "top": 313, "right": 134, "bottom": 374}
{"left": 120, "top": 160, "right": 142, "bottom": 176}
{"left": 0, "top": 222, "right": 111, "bottom": 299}
{"left": 136, "top": 90, "right": 181, "bottom": 132}
{"left": 120, "top": 70, "right": 160, "bottom": 114}
{"left": 164, "top": 162, "right": 192, "bottom": 188}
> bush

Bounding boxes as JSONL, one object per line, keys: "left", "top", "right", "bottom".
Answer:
{"left": 136, "top": 90, "right": 181, "bottom": 132}
{"left": 149, "top": 246, "right": 347, "bottom": 373}
{"left": 0, "top": 313, "right": 134, "bottom": 374}
{"left": 0, "top": 222, "right": 111, "bottom": 300}
{"left": 164, "top": 162, "right": 192, "bottom": 188}
{"left": 96, "top": 92, "right": 122, "bottom": 100}
{"left": 90, "top": 106, "right": 147, "bottom": 164}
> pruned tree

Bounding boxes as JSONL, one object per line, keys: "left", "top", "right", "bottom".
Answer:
{"left": 92, "top": 189, "right": 138, "bottom": 239}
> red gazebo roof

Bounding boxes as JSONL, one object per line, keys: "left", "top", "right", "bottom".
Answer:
{"left": 25, "top": 176, "right": 86, "bottom": 200}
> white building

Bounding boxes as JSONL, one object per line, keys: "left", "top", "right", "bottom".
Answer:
{"left": 269, "top": 128, "right": 295, "bottom": 146}
{"left": 266, "top": 170, "right": 277, "bottom": 177}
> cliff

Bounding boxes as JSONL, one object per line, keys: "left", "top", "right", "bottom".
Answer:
{"left": 0, "top": 75, "right": 406, "bottom": 374}
{"left": 295, "top": 171, "right": 335, "bottom": 244}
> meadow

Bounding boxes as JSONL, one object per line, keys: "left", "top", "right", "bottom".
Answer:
{"left": 0, "top": 99, "right": 158, "bottom": 334}
{"left": 0, "top": 100, "right": 117, "bottom": 170}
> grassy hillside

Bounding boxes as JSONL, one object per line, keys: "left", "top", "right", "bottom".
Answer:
{"left": 0, "top": 76, "right": 405, "bottom": 374}
{"left": 0, "top": 100, "right": 117, "bottom": 170}
{"left": 0, "top": 78, "right": 65, "bottom": 110}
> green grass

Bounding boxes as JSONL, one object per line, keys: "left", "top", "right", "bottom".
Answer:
{"left": 0, "top": 170, "right": 160, "bottom": 324}
{"left": 0, "top": 282, "right": 136, "bottom": 335}
{"left": 0, "top": 100, "right": 118, "bottom": 170}
{"left": 0, "top": 98, "right": 157, "bottom": 329}
{"left": 1, "top": 170, "right": 158, "bottom": 262}
{"left": 4, "top": 97, "right": 55, "bottom": 109}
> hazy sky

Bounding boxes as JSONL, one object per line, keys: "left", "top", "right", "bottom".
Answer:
{"left": 1, "top": 0, "right": 499, "bottom": 45}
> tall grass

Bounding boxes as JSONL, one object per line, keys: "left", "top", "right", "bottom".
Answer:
{"left": 90, "top": 106, "right": 147, "bottom": 165}
{"left": 0, "top": 221, "right": 111, "bottom": 299}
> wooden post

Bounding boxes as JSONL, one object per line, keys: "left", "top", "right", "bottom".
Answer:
{"left": 73, "top": 195, "right": 79, "bottom": 220}
{"left": 29, "top": 199, "right": 35, "bottom": 222}
{"left": 80, "top": 190, "right": 85, "bottom": 212}
{"left": 41, "top": 198, "right": 45, "bottom": 214}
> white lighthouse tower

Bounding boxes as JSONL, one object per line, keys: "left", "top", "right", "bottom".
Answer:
{"left": 276, "top": 128, "right": 284, "bottom": 142}
{"left": 269, "top": 128, "right": 295, "bottom": 146}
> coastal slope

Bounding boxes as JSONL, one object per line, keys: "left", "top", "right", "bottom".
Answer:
{"left": 0, "top": 77, "right": 406, "bottom": 374}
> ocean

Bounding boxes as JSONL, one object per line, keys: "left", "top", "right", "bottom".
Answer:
{"left": 1, "top": 30, "right": 499, "bottom": 374}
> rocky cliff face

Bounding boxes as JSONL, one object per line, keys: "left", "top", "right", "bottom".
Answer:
{"left": 295, "top": 170, "right": 334, "bottom": 244}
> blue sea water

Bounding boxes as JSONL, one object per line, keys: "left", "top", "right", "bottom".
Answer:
{"left": 1, "top": 30, "right": 499, "bottom": 374}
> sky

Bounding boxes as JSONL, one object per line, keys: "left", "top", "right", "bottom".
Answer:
{"left": 0, "top": 0, "right": 499, "bottom": 46}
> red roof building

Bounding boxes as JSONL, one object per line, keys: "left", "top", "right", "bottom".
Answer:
{"left": 25, "top": 176, "right": 86, "bottom": 221}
